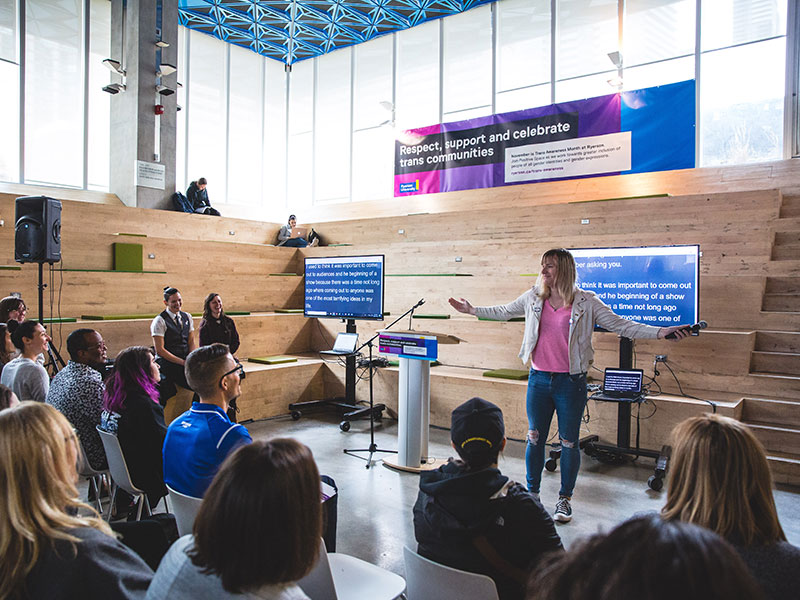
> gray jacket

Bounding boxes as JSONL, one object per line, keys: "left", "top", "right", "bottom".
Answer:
{"left": 474, "top": 287, "right": 661, "bottom": 374}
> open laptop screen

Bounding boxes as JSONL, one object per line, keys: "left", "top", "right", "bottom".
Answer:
{"left": 603, "top": 368, "right": 643, "bottom": 396}
{"left": 332, "top": 333, "right": 358, "bottom": 353}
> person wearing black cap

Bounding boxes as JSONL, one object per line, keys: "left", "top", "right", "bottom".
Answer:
{"left": 413, "top": 397, "right": 563, "bottom": 600}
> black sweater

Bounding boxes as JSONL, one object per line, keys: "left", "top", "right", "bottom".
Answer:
{"left": 413, "top": 460, "right": 563, "bottom": 600}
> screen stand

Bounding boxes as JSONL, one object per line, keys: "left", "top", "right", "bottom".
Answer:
{"left": 545, "top": 336, "right": 671, "bottom": 491}
{"left": 288, "top": 318, "right": 385, "bottom": 424}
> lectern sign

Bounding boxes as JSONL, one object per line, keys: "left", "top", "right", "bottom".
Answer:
{"left": 379, "top": 332, "right": 438, "bottom": 361}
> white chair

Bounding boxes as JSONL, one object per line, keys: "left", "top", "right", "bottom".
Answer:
{"left": 96, "top": 426, "right": 153, "bottom": 521}
{"left": 76, "top": 436, "right": 110, "bottom": 517}
{"left": 403, "top": 546, "right": 499, "bottom": 600}
{"left": 298, "top": 539, "right": 406, "bottom": 600}
{"left": 167, "top": 484, "right": 203, "bottom": 536}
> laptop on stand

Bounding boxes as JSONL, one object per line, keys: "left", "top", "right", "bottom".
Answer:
{"left": 320, "top": 333, "right": 359, "bottom": 356}
{"left": 591, "top": 368, "right": 645, "bottom": 402}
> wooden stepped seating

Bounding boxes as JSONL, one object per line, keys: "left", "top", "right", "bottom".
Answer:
{"left": 0, "top": 269, "right": 303, "bottom": 318}
{"left": 50, "top": 313, "right": 314, "bottom": 361}
{"left": 779, "top": 189, "right": 800, "bottom": 218}
{"left": 0, "top": 192, "right": 282, "bottom": 245}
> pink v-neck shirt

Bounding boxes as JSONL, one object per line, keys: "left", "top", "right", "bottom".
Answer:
{"left": 531, "top": 300, "right": 571, "bottom": 373}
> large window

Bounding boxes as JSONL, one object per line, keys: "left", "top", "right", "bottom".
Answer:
{"left": 186, "top": 31, "right": 227, "bottom": 200}
{"left": 0, "top": 0, "right": 796, "bottom": 212}
{"left": 25, "top": 0, "right": 84, "bottom": 187}
{"left": 228, "top": 44, "right": 264, "bottom": 206}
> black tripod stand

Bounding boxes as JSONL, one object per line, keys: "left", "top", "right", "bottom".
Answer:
{"left": 343, "top": 298, "right": 425, "bottom": 469}
{"left": 37, "top": 262, "right": 66, "bottom": 374}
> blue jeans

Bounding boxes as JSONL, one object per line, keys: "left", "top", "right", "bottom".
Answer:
{"left": 283, "top": 238, "right": 308, "bottom": 247}
{"left": 525, "top": 369, "right": 588, "bottom": 498}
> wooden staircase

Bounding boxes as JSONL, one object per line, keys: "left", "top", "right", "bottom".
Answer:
{"left": 746, "top": 189, "right": 800, "bottom": 486}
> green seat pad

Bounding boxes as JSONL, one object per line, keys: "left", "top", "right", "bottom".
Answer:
{"left": 412, "top": 314, "right": 450, "bottom": 319}
{"left": 248, "top": 356, "right": 298, "bottom": 365}
{"left": 483, "top": 368, "right": 529, "bottom": 381}
{"left": 82, "top": 314, "right": 157, "bottom": 321}
{"left": 387, "top": 359, "right": 440, "bottom": 367}
{"left": 275, "top": 308, "right": 303, "bottom": 313}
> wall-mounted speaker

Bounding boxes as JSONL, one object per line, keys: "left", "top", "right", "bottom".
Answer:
{"left": 15, "top": 196, "right": 62, "bottom": 264}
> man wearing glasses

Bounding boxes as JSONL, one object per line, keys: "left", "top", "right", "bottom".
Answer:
{"left": 162, "top": 343, "right": 251, "bottom": 498}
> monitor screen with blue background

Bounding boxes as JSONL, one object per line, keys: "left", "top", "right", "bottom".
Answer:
{"left": 304, "top": 255, "right": 385, "bottom": 321}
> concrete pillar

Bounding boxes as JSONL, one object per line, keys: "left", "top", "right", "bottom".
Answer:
{"left": 109, "top": 0, "right": 178, "bottom": 210}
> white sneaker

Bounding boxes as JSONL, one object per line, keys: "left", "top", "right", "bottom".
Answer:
{"left": 531, "top": 492, "right": 540, "bottom": 503}
{"left": 554, "top": 496, "right": 572, "bottom": 523}
{"left": 310, "top": 237, "right": 320, "bottom": 247}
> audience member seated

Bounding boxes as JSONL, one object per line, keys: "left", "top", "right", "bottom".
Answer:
{"left": 151, "top": 286, "right": 197, "bottom": 403}
{"left": 0, "top": 402, "right": 153, "bottom": 599}
{"left": 527, "top": 513, "right": 762, "bottom": 600}
{"left": 146, "top": 438, "right": 321, "bottom": 599}
{"left": 0, "top": 322, "right": 15, "bottom": 379}
{"left": 47, "top": 328, "right": 109, "bottom": 471}
{"left": 198, "top": 293, "right": 240, "bottom": 354}
{"left": 100, "top": 346, "right": 169, "bottom": 509}
{"left": 199, "top": 293, "right": 241, "bottom": 422}
{"left": 0, "top": 383, "right": 19, "bottom": 410}
{"left": 1, "top": 320, "right": 51, "bottom": 402}
{"left": 414, "top": 397, "right": 563, "bottom": 600}
{"left": 186, "top": 177, "right": 220, "bottom": 216}
{"left": 0, "top": 295, "right": 28, "bottom": 323}
{"left": 661, "top": 414, "right": 800, "bottom": 600}
{"left": 162, "top": 344, "right": 251, "bottom": 498}
{"left": 277, "top": 214, "right": 318, "bottom": 247}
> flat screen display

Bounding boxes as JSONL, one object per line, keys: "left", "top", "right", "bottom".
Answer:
{"left": 570, "top": 245, "right": 699, "bottom": 329}
{"left": 304, "top": 255, "right": 385, "bottom": 320}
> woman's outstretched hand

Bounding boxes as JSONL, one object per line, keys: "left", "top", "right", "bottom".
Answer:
{"left": 658, "top": 324, "right": 691, "bottom": 341}
{"left": 449, "top": 297, "right": 476, "bottom": 316}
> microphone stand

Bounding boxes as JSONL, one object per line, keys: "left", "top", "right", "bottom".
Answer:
{"left": 343, "top": 298, "right": 425, "bottom": 469}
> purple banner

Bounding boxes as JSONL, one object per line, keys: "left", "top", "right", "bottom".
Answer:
{"left": 394, "top": 80, "right": 695, "bottom": 197}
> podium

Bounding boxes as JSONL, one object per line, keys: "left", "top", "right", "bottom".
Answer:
{"left": 379, "top": 330, "right": 463, "bottom": 473}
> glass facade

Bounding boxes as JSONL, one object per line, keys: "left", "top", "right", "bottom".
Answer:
{"left": 0, "top": 0, "right": 795, "bottom": 212}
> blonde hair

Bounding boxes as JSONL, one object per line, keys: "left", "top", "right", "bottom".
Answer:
{"left": 0, "top": 402, "right": 113, "bottom": 598}
{"left": 661, "top": 414, "right": 785, "bottom": 546}
{"left": 537, "top": 248, "right": 577, "bottom": 306}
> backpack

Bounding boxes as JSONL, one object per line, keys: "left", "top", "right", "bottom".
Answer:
{"left": 172, "top": 191, "right": 193, "bottom": 213}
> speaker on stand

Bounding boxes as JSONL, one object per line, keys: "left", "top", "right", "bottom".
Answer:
{"left": 14, "top": 196, "right": 66, "bottom": 372}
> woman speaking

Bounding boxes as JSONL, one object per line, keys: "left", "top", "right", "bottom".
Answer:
{"left": 449, "top": 248, "right": 689, "bottom": 523}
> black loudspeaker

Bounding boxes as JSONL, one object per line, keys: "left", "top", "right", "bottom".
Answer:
{"left": 15, "top": 196, "right": 62, "bottom": 264}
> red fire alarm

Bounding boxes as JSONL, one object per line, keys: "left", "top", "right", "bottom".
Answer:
{"left": 154, "top": 104, "right": 165, "bottom": 115}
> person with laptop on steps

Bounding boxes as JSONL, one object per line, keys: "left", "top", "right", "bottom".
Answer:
{"left": 449, "top": 248, "right": 691, "bottom": 524}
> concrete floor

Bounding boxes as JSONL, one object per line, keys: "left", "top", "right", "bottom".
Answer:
{"left": 245, "top": 413, "right": 800, "bottom": 577}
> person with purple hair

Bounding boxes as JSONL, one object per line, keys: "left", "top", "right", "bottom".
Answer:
{"left": 100, "top": 346, "right": 168, "bottom": 509}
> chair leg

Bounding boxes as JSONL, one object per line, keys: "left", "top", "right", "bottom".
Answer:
{"left": 88, "top": 476, "right": 102, "bottom": 513}
{"left": 107, "top": 485, "right": 118, "bottom": 523}
{"left": 135, "top": 494, "right": 145, "bottom": 521}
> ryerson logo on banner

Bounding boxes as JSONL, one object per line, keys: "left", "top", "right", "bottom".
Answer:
{"left": 505, "top": 131, "right": 632, "bottom": 183}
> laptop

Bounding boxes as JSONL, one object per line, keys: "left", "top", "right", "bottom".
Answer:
{"left": 290, "top": 227, "right": 307, "bottom": 239}
{"left": 320, "top": 333, "right": 359, "bottom": 356}
{"left": 592, "top": 368, "right": 644, "bottom": 402}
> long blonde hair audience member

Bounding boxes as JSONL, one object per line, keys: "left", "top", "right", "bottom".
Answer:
{"left": 661, "top": 414, "right": 800, "bottom": 600}
{"left": 527, "top": 513, "right": 763, "bottom": 600}
{"left": 146, "top": 438, "right": 321, "bottom": 599}
{"left": 0, "top": 402, "right": 153, "bottom": 600}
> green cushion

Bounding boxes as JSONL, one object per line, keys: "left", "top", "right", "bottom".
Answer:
{"left": 82, "top": 314, "right": 157, "bottom": 321}
{"left": 483, "top": 368, "right": 529, "bottom": 381}
{"left": 275, "top": 308, "right": 303, "bottom": 313}
{"left": 387, "top": 359, "right": 440, "bottom": 367}
{"left": 188, "top": 311, "right": 251, "bottom": 317}
{"left": 249, "top": 355, "right": 297, "bottom": 365}
{"left": 270, "top": 273, "right": 301, "bottom": 276}
{"left": 478, "top": 316, "right": 525, "bottom": 322}
{"left": 113, "top": 242, "right": 144, "bottom": 272}
{"left": 40, "top": 317, "right": 78, "bottom": 323}
{"left": 412, "top": 314, "right": 450, "bottom": 319}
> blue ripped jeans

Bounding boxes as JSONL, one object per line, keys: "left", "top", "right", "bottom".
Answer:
{"left": 525, "top": 369, "right": 588, "bottom": 498}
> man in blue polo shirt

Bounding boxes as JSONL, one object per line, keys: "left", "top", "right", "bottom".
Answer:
{"left": 162, "top": 343, "right": 251, "bottom": 497}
